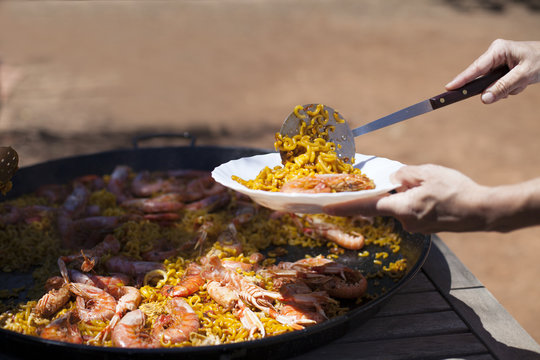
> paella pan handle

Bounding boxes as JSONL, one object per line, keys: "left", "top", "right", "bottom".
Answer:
{"left": 131, "top": 132, "right": 197, "bottom": 149}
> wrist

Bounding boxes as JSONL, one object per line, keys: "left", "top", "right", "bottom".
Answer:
{"left": 479, "top": 180, "right": 540, "bottom": 232}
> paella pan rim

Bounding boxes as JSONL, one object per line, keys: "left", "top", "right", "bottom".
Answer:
{"left": 0, "top": 145, "right": 432, "bottom": 359}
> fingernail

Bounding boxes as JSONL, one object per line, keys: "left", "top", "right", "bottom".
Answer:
{"left": 481, "top": 92, "right": 495, "bottom": 104}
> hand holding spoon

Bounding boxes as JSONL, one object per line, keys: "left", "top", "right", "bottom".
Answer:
{"left": 280, "top": 65, "right": 509, "bottom": 163}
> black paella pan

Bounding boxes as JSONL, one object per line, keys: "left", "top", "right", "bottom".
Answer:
{"left": 0, "top": 140, "right": 431, "bottom": 360}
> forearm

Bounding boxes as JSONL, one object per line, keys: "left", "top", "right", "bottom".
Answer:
{"left": 480, "top": 178, "right": 540, "bottom": 232}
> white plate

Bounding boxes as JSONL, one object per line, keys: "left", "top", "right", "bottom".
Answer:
{"left": 212, "top": 153, "right": 404, "bottom": 213}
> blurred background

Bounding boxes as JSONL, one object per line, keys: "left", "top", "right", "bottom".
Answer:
{"left": 1, "top": 0, "right": 539, "bottom": 342}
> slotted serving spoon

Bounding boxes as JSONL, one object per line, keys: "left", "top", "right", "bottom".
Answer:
{"left": 280, "top": 65, "right": 509, "bottom": 163}
{"left": 0, "top": 146, "right": 19, "bottom": 184}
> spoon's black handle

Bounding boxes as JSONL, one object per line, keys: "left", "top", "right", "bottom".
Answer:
{"left": 429, "top": 65, "right": 510, "bottom": 109}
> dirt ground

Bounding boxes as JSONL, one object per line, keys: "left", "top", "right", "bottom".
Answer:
{"left": 1, "top": 0, "right": 539, "bottom": 343}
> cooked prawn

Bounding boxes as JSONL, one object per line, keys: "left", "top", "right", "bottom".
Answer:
{"left": 161, "top": 262, "right": 204, "bottom": 298}
{"left": 105, "top": 256, "right": 164, "bottom": 278}
{"left": 38, "top": 312, "right": 83, "bottom": 344}
{"left": 152, "top": 298, "right": 200, "bottom": 345}
{"left": 121, "top": 193, "right": 184, "bottom": 213}
{"left": 95, "top": 286, "right": 142, "bottom": 343}
{"left": 301, "top": 215, "right": 365, "bottom": 250}
{"left": 206, "top": 280, "right": 238, "bottom": 310}
{"left": 280, "top": 173, "right": 374, "bottom": 193}
{"left": 234, "top": 299, "right": 265, "bottom": 338}
{"left": 107, "top": 165, "right": 131, "bottom": 203}
{"left": 185, "top": 192, "right": 231, "bottom": 212}
{"left": 111, "top": 309, "right": 159, "bottom": 348}
{"left": 68, "top": 282, "right": 117, "bottom": 322}
{"left": 33, "top": 285, "right": 71, "bottom": 319}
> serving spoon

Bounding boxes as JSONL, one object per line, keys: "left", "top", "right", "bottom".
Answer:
{"left": 280, "top": 65, "right": 509, "bottom": 163}
{"left": 0, "top": 146, "right": 19, "bottom": 185}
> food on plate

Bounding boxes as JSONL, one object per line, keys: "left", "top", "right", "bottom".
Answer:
{"left": 280, "top": 173, "right": 374, "bottom": 194}
{"left": 232, "top": 104, "right": 374, "bottom": 192}
{"left": 0, "top": 166, "right": 406, "bottom": 348}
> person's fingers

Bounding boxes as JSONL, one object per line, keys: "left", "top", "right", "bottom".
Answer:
{"left": 391, "top": 165, "right": 428, "bottom": 189}
{"left": 481, "top": 66, "right": 528, "bottom": 104}
{"left": 445, "top": 39, "right": 509, "bottom": 90}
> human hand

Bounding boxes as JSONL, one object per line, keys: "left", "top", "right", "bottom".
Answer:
{"left": 324, "top": 164, "right": 490, "bottom": 234}
{"left": 445, "top": 39, "right": 540, "bottom": 104}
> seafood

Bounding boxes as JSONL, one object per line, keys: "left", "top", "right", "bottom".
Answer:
{"left": 202, "top": 256, "right": 281, "bottom": 315}
{"left": 38, "top": 312, "right": 83, "bottom": 344}
{"left": 33, "top": 285, "right": 71, "bottom": 319}
{"left": 185, "top": 192, "right": 231, "bottom": 212}
{"left": 273, "top": 256, "right": 368, "bottom": 299}
{"left": 298, "top": 215, "right": 365, "bottom": 250}
{"left": 106, "top": 256, "right": 164, "bottom": 278}
{"left": 121, "top": 193, "right": 184, "bottom": 214}
{"left": 152, "top": 298, "right": 199, "bottom": 345}
{"left": 0, "top": 205, "right": 55, "bottom": 226}
{"left": 97, "top": 286, "right": 142, "bottom": 342}
{"left": 280, "top": 173, "right": 374, "bottom": 193}
{"left": 1, "top": 164, "right": 407, "bottom": 349}
{"left": 232, "top": 201, "right": 258, "bottom": 226}
{"left": 68, "top": 282, "right": 117, "bottom": 322}
{"left": 235, "top": 300, "right": 265, "bottom": 338}
{"left": 216, "top": 223, "right": 243, "bottom": 256}
{"left": 206, "top": 280, "right": 238, "bottom": 310}
{"left": 206, "top": 278, "right": 264, "bottom": 338}
{"left": 277, "top": 304, "right": 325, "bottom": 327}
{"left": 130, "top": 171, "right": 168, "bottom": 197}
{"left": 111, "top": 309, "right": 159, "bottom": 348}
{"left": 60, "top": 234, "right": 121, "bottom": 272}
{"left": 107, "top": 165, "right": 132, "bottom": 203}
{"left": 184, "top": 175, "right": 227, "bottom": 202}
{"left": 161, "top": 263, "right": 204, "bottom": 298}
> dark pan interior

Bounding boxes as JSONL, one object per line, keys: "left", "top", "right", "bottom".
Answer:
{"left": 0, "top": 145, "right": 431, "bottom": 360}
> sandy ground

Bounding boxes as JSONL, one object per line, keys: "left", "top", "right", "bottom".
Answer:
{"left": 1, "top": 0, "right": 540, "bottom": 343}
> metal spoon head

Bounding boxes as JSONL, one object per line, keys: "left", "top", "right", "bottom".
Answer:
{"left": 279, "top": 104, "right": 356, "bottom": 163}
{"left": 0, "top": 146, "right": 19, "bottom": 184}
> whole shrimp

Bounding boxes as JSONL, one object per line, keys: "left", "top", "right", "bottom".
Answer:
{"left": 232, "top": 200, "right": 258, "bottom": 226}
{"left": 202, "top": 256, "right": 281, "bottom": 315}
{"left": 121, "top": 193, "right": 184, "bottom": 214}
{"left": 277, "top": 304, "right": 325, "bottom": 328}
{"left": 185, "top": 192, "right": 231, "bottom": 212}
{"left": 34, "top": 258, "right": 72, "bottom": 318}
{"left": 234, "top": 300, "right": 265, "bottom": 339}
{"left": 107, "top": 165, "right": 132, "bottom": 203}
{"left": 184, "top": 174, "right": 226, "bottom": 202}
{"left": 0, "top": 205, "right": 56, "bottom": 226}
{"left": 60, "top": 234, "right": 121, "bottom": 272}
{"left": 68, "top": 282, "right": 117, "bottom": 323}
{"left": 95, "top": 285, "right": 142, "bottom": 343}
{"left": 277, "top": 256, "right": 367, "bottom": 299}
{"left": 152, "top": 297, "right": 200, "bottom": 345}
{"left": 160, "top": 262, "right": 204, "bottom": 298}
{"left": 33, "top": 285, "right": 71, "bottom": 319}
{"left": 111, "top": 309, "right": 159, "bottom": 348}
{"left": 105, "top": 256, "right": 164, "bottom": 278}
{"left": 300, "top": 215, "right": 365, "bottom": 250}
{"left": 38, "top": 311, "right": 83, "bottom": 344}
{"left": 130, "top": 171, "right": 167, "bottom": 197}
{"left": 206, "top": 280, "right": 265, "bottom": 338}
